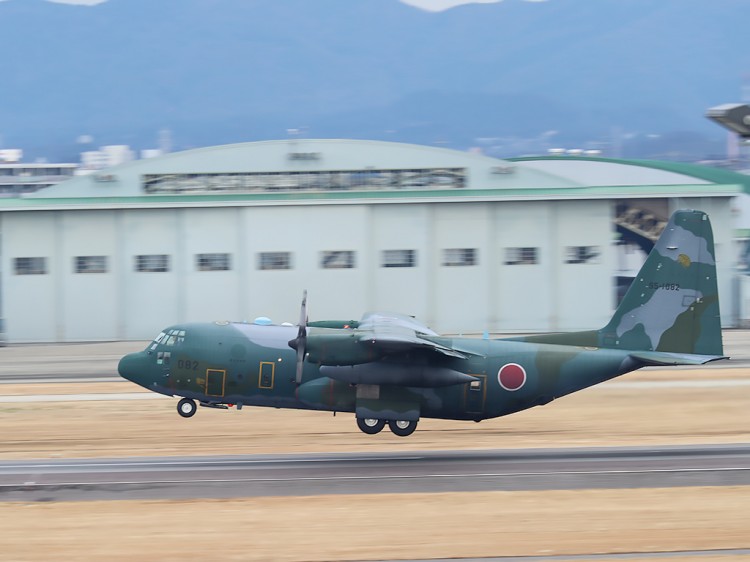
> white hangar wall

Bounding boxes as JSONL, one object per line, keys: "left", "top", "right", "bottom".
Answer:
{"left": 2, "top": 199, "right": 621, "bottom": 342}
{"left": 1, "top": 140, "right": 742, "bottom": 343}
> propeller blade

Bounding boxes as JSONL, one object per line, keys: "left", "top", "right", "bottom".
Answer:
{"left": 295, "top": 342, "right": 305, "bottom": 385}
{"left": 292, "top": 290, "right": 307, "bottom": 385}
{"left": 297, "top": 289, "right": 307, "bottom": 339}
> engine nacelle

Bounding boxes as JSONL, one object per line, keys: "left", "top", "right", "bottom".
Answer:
{"left": 305, "top": 331, "right": 383, "bottom": 366}
{"left": 320, "top": 362, "right": 478, "bottom": 387}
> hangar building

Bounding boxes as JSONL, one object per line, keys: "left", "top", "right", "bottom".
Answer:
{"left": 0, "top": 139, "right": 743, "bottom": 342}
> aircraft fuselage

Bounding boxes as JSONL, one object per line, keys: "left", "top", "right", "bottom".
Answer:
{"left": 116, "top": 210, "right": 725, "bottom": 437}
{"left": 119, "top": 320, "right": 637, "bottom": 424}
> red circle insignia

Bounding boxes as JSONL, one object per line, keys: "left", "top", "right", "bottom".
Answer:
{"left": 498, "top": 363, "right": 526, "bottom": 391}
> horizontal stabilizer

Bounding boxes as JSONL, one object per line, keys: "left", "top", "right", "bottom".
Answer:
{"left": 629, "top": 351, "right": 728, "bottom": 366}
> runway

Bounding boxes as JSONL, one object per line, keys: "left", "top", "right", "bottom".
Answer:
{"left": 2, "top": 444, "right": 749, "bottom": 502}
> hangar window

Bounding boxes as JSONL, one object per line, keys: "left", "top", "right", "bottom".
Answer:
{"left": 14, "top": 257, "right": 48, "bottom": 275}
{"left": 142, "top": 167, "right": 467, "bottom": 194}
{"left": 135, "top": 254, "right": 170, "bottom": 273}
{"left": 442, "top": 248, "right": 477, "bottom": 267}
{"left": 75, "top": 256, "right": 108, "bottom": 274}
{"left": 320, "top": 251, "right": 356, "bottom": 269}
{"left": 504, "top": 247, "right": 538, "bottom": 265}
{"left": 565, "top": 246, "right": 601, "bottom": 264}
{"left": 196, "top": 253, "right": 232, "bottom": 271}
{"left": 258, "top": 252, "right": 292, "bottom": 270}
{"left": 382, "top": 250, "right": 417, "bottom": 268}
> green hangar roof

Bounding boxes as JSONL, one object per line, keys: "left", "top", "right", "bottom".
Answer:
{"left": 2, "top": 140, "right": 741, "bottom": 210}
{"left": 509, "top": 155, "right": 750, "bottom": 193}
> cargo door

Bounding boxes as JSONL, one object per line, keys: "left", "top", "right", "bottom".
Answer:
{"left": 206, "top": 369, "right": 226, "bottom": 397}
{"left": 258, "top": 362, "right": 275, "bottom": 390}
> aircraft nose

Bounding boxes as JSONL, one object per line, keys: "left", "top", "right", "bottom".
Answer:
{"left": 118, "top": 351, "right": 152, "bottom": 388}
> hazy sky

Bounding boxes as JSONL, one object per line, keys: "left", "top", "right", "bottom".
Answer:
{"left": 48, "top": 0, "right": 505, "bottom": 10}
{"left": 47, "top": 0, "right": 107, "bottom": 4}
{"left": 400, "top": 0, "right": 501, "bottom": 10}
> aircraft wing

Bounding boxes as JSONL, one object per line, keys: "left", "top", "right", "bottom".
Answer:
{"left": 356, "top": 312, "right": 475, "bottom": 359}
{"left": 304, "top": 311, "right": 482, "bottom": 368}
{"left": 358, "top": 312, "right": 438, "bottom": 336}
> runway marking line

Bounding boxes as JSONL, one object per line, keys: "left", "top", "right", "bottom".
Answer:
{"left": 0, "top": 456, "right": 426, "bottom": 470}
{"left": 3, "top": 466, "right": 749, "bottom": 489}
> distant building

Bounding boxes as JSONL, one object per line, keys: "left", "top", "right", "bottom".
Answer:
{"left": 0, "top": 149, "right": 23, "bottom": 163}
{"left": 140, "top": 149, "right": 163, "bottom": 160}
{"left": 80, "top": 145, "right": 135, "bottom": 171}
{"left": 0, "top": 149, "right": 77, "bottom": 196}
{"left": 0, "top": 139, "right": 744, "bottom": 342}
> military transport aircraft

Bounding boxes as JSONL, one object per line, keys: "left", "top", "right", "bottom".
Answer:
{"left": 118, "top": 210, "right": 725, "bottom": 437}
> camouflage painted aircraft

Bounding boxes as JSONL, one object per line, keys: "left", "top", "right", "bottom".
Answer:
{"left": 118, "top": 210, "right": 725, "bottom": 437}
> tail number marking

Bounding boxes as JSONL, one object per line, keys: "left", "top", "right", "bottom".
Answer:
{"left": 177, "top": 359, "right": 199, "bottom": 371}
{"left": 647, "top": 282, "right": 681, "bottom": 291}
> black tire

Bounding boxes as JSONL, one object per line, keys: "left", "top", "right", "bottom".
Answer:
{"left": 177, "top": 398, "right": 197, "bottom": 418}
{"left": 356, "top": 417, "right": 386, "bottom": 435}
{"left": 388, "top": 419, "right": 417, "bottom": 437}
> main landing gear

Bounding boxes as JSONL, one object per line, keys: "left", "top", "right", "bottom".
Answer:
{"left": 356, "top": 417, "right": 418, "bottom": 437}
{"left": 356, "top": 417, "right": 386, "bottom": 434}
{"left": 388, "top": 419, "right": 418, "bottom": 437}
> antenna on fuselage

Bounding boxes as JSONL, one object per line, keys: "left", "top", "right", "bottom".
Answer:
{"left": 288, "top": 290, "right": 308, "bottom": 385}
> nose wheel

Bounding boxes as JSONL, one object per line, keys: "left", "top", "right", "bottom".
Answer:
{"left": 177, "top": 398, "right": 197, "bottom": 418}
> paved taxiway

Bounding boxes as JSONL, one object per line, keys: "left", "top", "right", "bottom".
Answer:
{"left": 2, "top": 444, "right": 749, "bottom": 502}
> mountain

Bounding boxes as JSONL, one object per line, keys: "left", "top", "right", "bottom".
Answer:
{"left": 0, "top": 0, "right": 746, "bottom": 160}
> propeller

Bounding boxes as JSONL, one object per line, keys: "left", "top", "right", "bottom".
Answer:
{"left": 288, "top": 290, "right": 308, "bottom": 385}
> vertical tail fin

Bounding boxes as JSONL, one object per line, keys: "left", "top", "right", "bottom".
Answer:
{"left": 601, "top": 209, "right": 722, "bottom": 355}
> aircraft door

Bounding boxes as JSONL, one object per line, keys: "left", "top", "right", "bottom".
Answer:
{"left": 206, "top": 369, "right": 226, "bottom": 397}
{"left": 258, "top": 362, "right": 275, "bottom": 389}
{"left": 464, "top": 375, "right": 486, "bottom": 415}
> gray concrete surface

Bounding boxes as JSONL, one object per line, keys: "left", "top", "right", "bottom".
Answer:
{"left": 1, "top": 445, "right": 749, "bottom": 502}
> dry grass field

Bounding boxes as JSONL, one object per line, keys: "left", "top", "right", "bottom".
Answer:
{"left": 2, "top": 487, "right": 749, "bottom": 561}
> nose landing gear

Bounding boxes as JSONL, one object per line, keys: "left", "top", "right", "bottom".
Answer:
{"left": 177, "top": 398, "right": 197, "bottom": 418}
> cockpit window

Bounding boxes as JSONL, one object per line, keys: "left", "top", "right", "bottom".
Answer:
{"left": 149, "top": 331, "right": 167, "bottom": 350}
{"left": 149, "top": 329, "right": 186, "bottom": 350}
